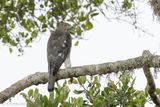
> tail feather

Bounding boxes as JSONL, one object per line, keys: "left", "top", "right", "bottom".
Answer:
{"left": 48, "top": 74, "right": 56, "bottom": 92}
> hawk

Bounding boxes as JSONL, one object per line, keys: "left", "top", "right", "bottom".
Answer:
{"left": 47, "top": 22, "right": 72, "bottom": 92}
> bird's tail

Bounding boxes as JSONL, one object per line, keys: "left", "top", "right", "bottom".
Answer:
{"left": 48, "top": 74, "right": 56, "bottom": 92}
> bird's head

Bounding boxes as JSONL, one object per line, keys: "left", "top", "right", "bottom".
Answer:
{"left": 57, "top": 22, "right": 71, "bottom": 33}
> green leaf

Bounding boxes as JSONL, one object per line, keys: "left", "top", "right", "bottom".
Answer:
{"left": 31, "top": 29, "right": 38, "bottom": 38}
{"left": 40, "top": 4, "right": 44, "bottom": 8}
{"left": 43, "top": 95, "right": 48, "bottom": 104}
{"left": 28, "top": 0, "right": 35, "bottom": 11}
{"left": 74, "top": 41, "right": 79, "bottom": 46}
{"left": 76, "top": 26, "right": 82, "bottom": 35}
{"left": 77, "top": 97, "right": 83, "bottom": 107}
{"left": 69, "top": 26, "right": 76, "bottom": 35}
{"left": 127, "top": 2, "right": 132, "bottom": 9}
{"left": 28, "top": 89, "right": 33, "bottom": 97}
{"left": 25, "top": 39, "right": 30, "bottom": 45}
{"left": 49, "top": 92, "right": 54, "bottom": 103}
{"left": 59, "top": 85, "right": 69, "bottom": 102}
{"left": 78, "top": 76, "right": 86, "bottom": 85}
{"left": 82, "top": 20, "right": 93, "bottom": 30}
{"left": 73, "top": 90, "right": 84, "bottom": 94}
{"left": 79, "top": 12, "right": 87, "bottom": 22}
{"left": 47, "top": 11, "right": 53, "bottom": 19}
{"left": 91, "top": 12, "right": 99, "bottom": 17}
{"left": 38, "top": 15, "right": 46, "bottom": 23}
{"left": 62, "top": 102, "right": 71, "bottom": 107}
{"left": 122, "top": 0, "right": 132, "bottom": 10}
{"left": 9, "top": 47, "right": 13, "bottom": 53}
{"left": 93, "top": 97, "right": 104, "bottom": 107}
{"left": 33, "top": 88, "right": 39, "bottom": 98}
{"left": 20, "top": 92, "right": 27, "bottom": 99}
{"left": 42, "top": 23, "right": 47, "bottom": 29}
{"left": 9, "top": 39, "right": 17, "bottom": 46}
{"left": 92, "top": 0, "right": 104, "bottom": 6}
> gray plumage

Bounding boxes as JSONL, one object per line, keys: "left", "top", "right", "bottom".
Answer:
{"left": 47, "top": 22, "right": 72, "bottom": 92}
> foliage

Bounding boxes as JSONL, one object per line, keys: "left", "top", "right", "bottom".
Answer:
{"left": 0, "top": 0, "right": 135, "bottom": 53}
{"left": 21, "top": 72, "right": 154, "bottom": 107}
{"left": 0, "top": 0, "right": 102, "bottom": 53}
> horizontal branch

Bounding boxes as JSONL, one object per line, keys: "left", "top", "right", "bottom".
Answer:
{"left": 0, "top": 50, "right": 160, "bottom": 103}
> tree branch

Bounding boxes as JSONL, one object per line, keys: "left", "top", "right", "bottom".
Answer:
{"left": 142, "top": 50, "right": 160, "bottom": 106}
{"left": 0, "top": 50, "right": 160, "bottom": 103}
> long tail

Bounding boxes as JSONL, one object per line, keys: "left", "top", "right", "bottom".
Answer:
{"left": 48, "top": 62, "right": 59, "bottom": 92}
{"left": 48, "top": 74, "right": 56, "bottom": 92}
{"left": 48, "top": 62, "right": 56, "bottom": 92}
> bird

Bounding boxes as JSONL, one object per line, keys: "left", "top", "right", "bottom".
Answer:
{"left": 47, "top": 22, "right": 72, "bottom": 92}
